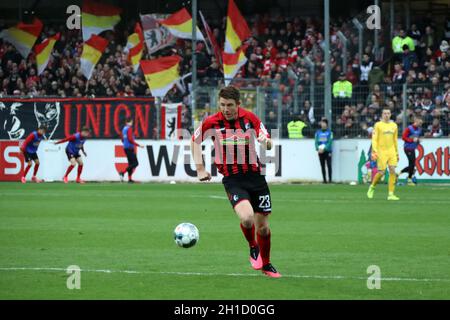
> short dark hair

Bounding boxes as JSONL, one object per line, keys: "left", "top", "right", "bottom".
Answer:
{"left": 219, "top": 86, "right": 240, "bottom": 103}
{"left": 81, "top": 126, "right": 91, "bottom": 132}
{"left": 38, "top": 124, "right": 47, "bottom": 131}
{"left": 321, "top": 118, "right": 328, "bottom": 125}
{"left": 125, "top": 117, "right": 133, "bottom": 123}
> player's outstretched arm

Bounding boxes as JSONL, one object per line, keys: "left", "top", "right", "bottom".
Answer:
{"left": 190, "top": 140, "right": 211, "bottom": 182}
{"left": 257, "top": 132, "right": 272, "bottom": 150}
{"left": 127, "top": 128, "right": 144, "bottom": 148}
{"left": 54, "top": 135, "right": 75, "bottom": 145}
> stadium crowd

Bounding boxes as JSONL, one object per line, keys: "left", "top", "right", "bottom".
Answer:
{"left": 0, "top": 12, "right": 449, "bottom": 138}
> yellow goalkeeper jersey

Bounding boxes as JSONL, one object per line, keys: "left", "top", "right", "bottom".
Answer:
{"left": 372, "top": 120, "right": 398, "bottom": 155}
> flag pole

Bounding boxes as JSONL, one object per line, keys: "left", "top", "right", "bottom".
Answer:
{"left": 191, "top": 0, "right": 198, "bottom": 129}
{"left": 324, "top": 0, "right": 332, "bottom": 129}
{"left": 156, "top": 96, "right": 162, "bottom": 139}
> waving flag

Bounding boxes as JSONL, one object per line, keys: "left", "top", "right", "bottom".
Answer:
{"left": 0, "top": 18, "right": 43, "bottom": 58}
{"left": 199, "top": 10, "right": 222, "bottom": 67}
{"left": 224, "top": 0, "right": 251, "bottom": 53}
{"left": 159, "top": 8, "right": 204, "bottom": 41}
{"left": 140, "top": 56, "right": 181, "bottom": 98}
{"left": 223, "top": 45, "right": 248, "bottom": 85}
{"left": 80, "top": 34, "right": 109, "bottom": 80}
{"left": 125, "top": 23, "right": 144, "bottom": 73}
{"left": 82, "top": 0, "right": 122, "bottom": 41}
{"left": 140, "top": 14, "right": 176, "bottom": 55}
{"left": 35, "top": 33, "right": 60, "bottom": 75}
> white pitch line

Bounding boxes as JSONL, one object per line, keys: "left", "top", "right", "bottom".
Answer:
{"left": 3, "top": 193, "right": 450, "bottom": 204}
{"left": 0, "top": 267, "right": 449, "bottom": 283}
{"left": 208, "top": 195, "right": 228, "bottom": 200}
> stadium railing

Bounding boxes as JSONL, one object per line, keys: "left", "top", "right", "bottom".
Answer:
{"left": 1, "top": 82, "right": 447, "bottom": 140}
{"left": 289, "top": 81, "right": 449, "bottom": 139}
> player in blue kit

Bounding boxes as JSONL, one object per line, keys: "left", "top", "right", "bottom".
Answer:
{"left": 55, "top": 126, "right": 91, "bottom": 184}
{"left": 119, "top": 117, "right": 144, "bottom": 183}
{"left": 20, "top": 125, "right": 47, "bottom": 183}
{"left": 400, "top": 116, "right": 423, "bottom": 185}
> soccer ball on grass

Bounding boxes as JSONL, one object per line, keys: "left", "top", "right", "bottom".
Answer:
{"left": 173, "top": 223, "right": 199, "bottom": 248}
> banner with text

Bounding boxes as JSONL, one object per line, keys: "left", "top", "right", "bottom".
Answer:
{"left": 0, "top": 97, "right": 156, "bottom": 140}
{"left": 1, "top": 139, "right": 448, "bottom": 182}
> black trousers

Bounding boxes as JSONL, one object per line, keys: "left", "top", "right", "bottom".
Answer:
{"left": 124, "top": 148, "right": 139, "bottom": 176}
{"left": 319, "top": 151, "right": 332, "bottom": 183}
{"left": 400, "top": 149, "right": 416, "bottom": 178}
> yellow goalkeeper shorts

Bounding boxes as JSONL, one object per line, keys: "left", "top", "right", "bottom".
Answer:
{"left": 377, "top": 151, "right": 398, "bottom": 171}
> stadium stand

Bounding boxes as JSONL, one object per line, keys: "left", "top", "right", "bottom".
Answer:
{"left": 0, "top": 13, "right": 449, "bottom": 138}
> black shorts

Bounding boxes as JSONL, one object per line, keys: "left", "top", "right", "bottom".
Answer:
{"left": 66, "top": 150, "right": 81, "bottom": 161}
{"left": 404, "top": 148, "right": 416, "bottom": 162}
{"left": 222, "top": 172, "right": 272, "bottom": 215}
{"left": 124, "top": 148, "right": 139, "bottom": 167}
{"left": 24, "top": 152, "right": 38, "bottom": 162}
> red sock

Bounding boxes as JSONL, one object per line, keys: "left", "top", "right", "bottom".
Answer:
{"left": 64, "top": 165, "right": 74, "bottom": 177}
{"left": 24, "top": 164, "right": 32, "bottom": 177}
{"left": 257, "top": 231, "right": 271, "bottom": 266}
{"left": 32, "top": 163, "right": 40, "bottom": 176}
{"left": 77, "top": 165, "right": 83, "bottom": 179}
{"left": 240, "top": 223, "right": 257, "bottom": 248}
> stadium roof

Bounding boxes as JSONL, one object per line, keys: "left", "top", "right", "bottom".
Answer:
{"left": 0, "top": 0, "right": 448, "bottom": 24}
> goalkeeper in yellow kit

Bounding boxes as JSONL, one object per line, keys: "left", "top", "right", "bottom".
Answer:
{"left": 367, "top": 108, "right": 400, "bottom": 200}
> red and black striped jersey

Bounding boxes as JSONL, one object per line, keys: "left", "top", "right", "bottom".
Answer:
{"left": 192, "top": 107, "right": 270, "bottom": 177}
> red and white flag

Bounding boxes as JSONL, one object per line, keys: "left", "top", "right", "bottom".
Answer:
{"left": 199, "top": 10, "right": 222, "bottom": 67}
{"left": 161, "top": 103, "right": 182, "bottom": 140}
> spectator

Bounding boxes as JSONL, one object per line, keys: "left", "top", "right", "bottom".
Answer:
{"left": 409, "top": 24, "right": 421, "bottom": 47}
{"left": 337, "top": 117, "right": 355, "bottom": 138}
{"left": 402, "top": 44, "right": 418, "bottom": 72}
{"left": 392, "top": 63, "right": 406, "bottom": 84}
{"left": 368, "top": 62, "right": 384, "bottom": 90}
{"left": 332, "top": 72, "right": 352, "bottom": 109}
{"left": 423, "top": 26, "right": 435, "bottom": 50}
{"left": 425, "top": 118, "right": 443, "bottom": 138}
{"left": 392, "top": 29, "right": 415, "bottom": 62}
{"left": 287, "top": 114, "right": 307, "bottom": 139}
{"left": 419, "top": 96, "right": 435, "bottom": 112}
{"left": 359, "top": 53, "right": 373, "bottom": 85}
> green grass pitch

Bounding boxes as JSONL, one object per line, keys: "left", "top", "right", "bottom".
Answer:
{"left": 0, "top": 182, "right": 449, "bottom": 299}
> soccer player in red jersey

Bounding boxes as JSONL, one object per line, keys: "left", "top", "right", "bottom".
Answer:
{"left": 191, "top": 86, "right": 281, "bottom": 278}
{"left": 55, "top": 126, "right": 91, "bottom": 184}
{"left": 20, "top": 125, "right": 47, "bottom": 183}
